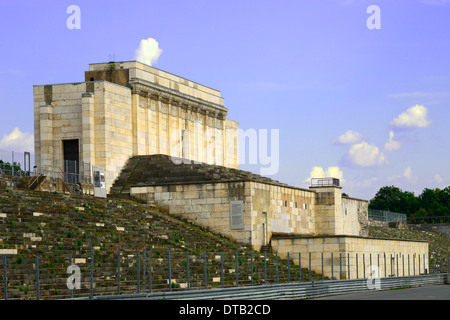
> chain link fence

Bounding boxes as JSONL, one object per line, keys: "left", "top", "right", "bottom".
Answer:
{"left": 0, "top": 150, "right": 34, "bottom": 177}
{"left": 368, "top": 209, "right": 407, "bottom": 224}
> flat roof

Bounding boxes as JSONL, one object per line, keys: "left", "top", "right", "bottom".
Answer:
{"left": 89, "top": 60, "right": 222, "bottom": 95}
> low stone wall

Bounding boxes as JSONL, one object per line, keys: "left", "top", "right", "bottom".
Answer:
{"left": 272, "top": 235, "right": 429, "bottom": 280}
{"left": 368, "top": 218, "right": 389, "bottom": 228}
{"left": 0, "top": 175, "right": 22, "bottom": 189}
{"left": 131, "top": 182, "right": 252, "bottom": 246}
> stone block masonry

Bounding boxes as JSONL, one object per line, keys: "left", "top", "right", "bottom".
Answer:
{"left": 125, "top": 154, "right": 428, "bottom": 277}
{"left": 272, "top": 235, "right": 429, "bottom": 280}
{"left": 126, "top": 155, "right": 369, "bottom": 251}
{"left": 34, "top": 61, "right": 239, "bottom": 193}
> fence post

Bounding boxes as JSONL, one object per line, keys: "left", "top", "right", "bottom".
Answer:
{"left": 168, "top": 250, "right": 172, "bottom": 292}
{"left": 402, "top": 254, "right": 405, "bottom": 277}
{"left": 321, "top": 253, "right": 323, "bottom": 281}
{"left": 220, "top": 252, "right": 223, "bottom": 289}
{"left": 396, "top": 254, "right": 399, "bottom": 277}
{"left": 70, "top": 255, "right": 74, "bottom": 299}
{"left": 384, "top": 253, "right": 386, "bottom": 278}
{"left": 187, "top": 251, "right": 190, "bottom": 291}
{"left": 264, "top": 252, "right": 267, "bottom": 285}
{"left": 356, "top": 253, "right": 358, "bottom": 279}
{"left": 143, "top": 250, "right": 146, "bottom": 293}
{"left": 117, "top": 247, "right": 121, "bottom": 295}
{"left": 235, "top": 251, "right": 238, "bottom": 287}
{"left": 204, "top": 252, "right": 208, "bottom": 289}
{"left": 3, "top": 256, "right": 6, "bottom": 300}
{"left": 275, "top": 252, "right": 278, "bottom": 284}
{"left": 148, "top": 250, "right": 152, "bottom": 293}
{"left": 251, "top": 251, "right": 254, "bottom": 286}
{"left": 363, "top": 253, "right": 366, "bottom": 279}
{"left": 347, "top": 253, "right": 350, "bottom": 280}
{"left": 391, "top": 254, "right": 394, "bottom": 277}
{"left": 90, "top": 246, "right": 94, "bottom": 300}
{"left": 377, "top": 254, "right": 380, "bottom": 278}
{"left": 447, "top": 253, "right": 450, "bottom": 273}
{"left": 309, "top": 252, "right": 312, "bottom": 282}
{"left": 418, "top": 254, "right": 421, "bottom": 275}
{"left": 36, "top": 256, "right": 40, "bottom": 300}
{"left": 409, "top": 254, "right": 411, "bottom": 276}
{"left": 288, "top": 252, "right": 291, "bottom": 283}
{"left": 331, "top": 253, "right": 333, "bottom": 280}
{"left": 298, "top": 252, "right": 301, "bottom": 282}
{"left": 447, "top": 254, "right": 449, "bottom": 274}
{"left": 137, "top": 250, "right": 140, "bottom": 294}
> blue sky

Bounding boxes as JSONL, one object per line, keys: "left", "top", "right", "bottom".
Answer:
{"left": 0, "top": 0, "right": 449, "bottom": 200}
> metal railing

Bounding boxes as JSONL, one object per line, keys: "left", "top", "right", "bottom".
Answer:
{"left": 0, "top": 150, "right": 91, "bottom": 186}
{"left": 81, "top": 274, "right": 449, "bottom": 300}
{"left": 368, "top": 209, "right": 407, "bottom": 224}
{"left": 0, "top": 150, "right": 34, "bottom": 177}
{"left": 310, "top": 178, "right": 340, "bottom": 187}
{"left": 1, "top": 248, "right": 447, "bottom": 300}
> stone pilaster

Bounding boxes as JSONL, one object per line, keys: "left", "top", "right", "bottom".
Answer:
{"left": 81, "top": 93, "right": 95, "bottom": 168}
{"left": 39, "top": 105, "right": 53, "bottom": 169}
{"left": 131, "top": 88, "right": 140, "bottom": 156}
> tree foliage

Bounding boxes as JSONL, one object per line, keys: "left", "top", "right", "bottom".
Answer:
{"left": 0, "top": 160, "right": 22, "bottom": 175}
{"left": 369, "top": 185, "right": 450, "bottom": 217}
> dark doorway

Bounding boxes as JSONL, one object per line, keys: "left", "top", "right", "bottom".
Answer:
{"left": 63, "top": 139, "right": 79, "bottom": 183}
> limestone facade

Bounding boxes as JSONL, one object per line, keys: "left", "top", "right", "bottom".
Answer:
{"left": 34, "top": 61, "right": 239, "bottom": 191}
{"left": 130, "top": 178, "right": 368, "bottom": 251}
{"left": 272, "top": 235, "right": 429, "bottom": 280}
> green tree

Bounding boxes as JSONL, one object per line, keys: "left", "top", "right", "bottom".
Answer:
{"left": 370, "top": 185, "right": 450, "bottom": 217}
{"left": 369, "top": 186, "right": 419, "bottom": 215}
{"left": 411, "top": 208, "right": 429, "bottom": 218}
{"left": 419, "top": 187, "right": 450, "bottom": 216}
{"left": 0, "top": 160, "right": 22, "bottom": 176}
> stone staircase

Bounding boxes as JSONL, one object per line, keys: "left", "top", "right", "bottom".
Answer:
{"left": 260, "top": 245, "right": 272, "bottom": 254}
{"left": 110, "top": 154, "right": 289, "bottom": 196}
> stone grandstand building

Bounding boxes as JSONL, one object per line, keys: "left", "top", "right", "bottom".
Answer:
{"left": 33, "top": 61, "right": 428, "bottom": 278}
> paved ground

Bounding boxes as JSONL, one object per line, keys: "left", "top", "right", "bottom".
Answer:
{"left": 314, "top": 285, "right": 450, "bottom": 300}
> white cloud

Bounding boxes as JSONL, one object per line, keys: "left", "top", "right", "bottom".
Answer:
{"left": 135, "top": 38, "right": 163, "bottom": 66}
{"left": 335, "top": 130, "right": 363, "bottom": 144}
{"left": 434, "top": 174, "right": 444, "bottom": 184}
{"left": 0, "top": 127, "right": 34, "bottom": 153}
{"left": 304, "top": 165, "right": 345, "bottom": 184}
{"left": 347, "top": 141, "right": 386, "bottom": 167}
{"left": 387, "top": 174, "right": 401, "bottom": 182}
{"left": 387, "top": 166, "right": 416, "bottom": 183}
{"left": 306, "top": 166, "right": 325, "bottom": 180}
{"left": 384, "top": 130, "right": 401, "bottom": 152}
{"left": 403, "top": 166, "right": 414, "bottom": 181}
{"left": 390, "top": 105, "right": 431, "bottom": 129}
